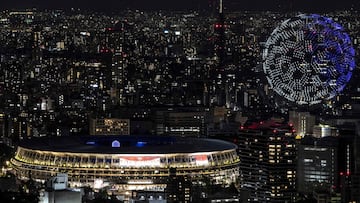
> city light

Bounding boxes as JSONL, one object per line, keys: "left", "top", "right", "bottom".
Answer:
{"left": 0, "top": 3, "right": 359, "bottom": 203}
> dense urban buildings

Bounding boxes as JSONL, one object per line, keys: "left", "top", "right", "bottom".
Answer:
{"left": 0, "top": 1, "right": 360, "bottom": 202}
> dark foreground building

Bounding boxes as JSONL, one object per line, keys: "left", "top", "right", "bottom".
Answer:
{"left": 238, "top": 126, "right": 297, "bottom": 202}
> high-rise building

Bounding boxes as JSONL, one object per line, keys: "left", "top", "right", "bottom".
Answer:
{"left": 301, "top": 120, "right": 360, "bottom": 202}
{"left": 238, "top": 125, "right": 296, "bottom": 202}
{"left": 350, "top": 136, "right": 360, "bottom": 202}
{"left": 209, "top": 0, "right": 227, "bottom": 107}
{"left": 214, "top": 0, "right": 225, "bottom": 65}
{"left": 104, "top": 21, "right": 131, "bottom": 106}
{"left": 335, "top": 122, "right": 359, "bottom": 202}
{"left": 289, "top": 111, "right": 316, "bottom": 137}
{"left": 297, "top": 136, "right": 338, "bottom": 195}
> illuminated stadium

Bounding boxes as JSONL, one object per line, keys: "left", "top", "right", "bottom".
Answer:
{"left": 10, "top": 136, "right": 239, "bottom": 191}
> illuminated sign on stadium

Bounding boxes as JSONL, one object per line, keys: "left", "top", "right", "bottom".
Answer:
{"left": 194, "top": 155, "right": 209, "bottom": 166}
{"left": 119, "top": 156, "right": 161, "bottom": 167}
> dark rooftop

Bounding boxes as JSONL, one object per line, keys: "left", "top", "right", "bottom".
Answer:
{"left": 19, "top": 135, "right": 237, "bottom": 154}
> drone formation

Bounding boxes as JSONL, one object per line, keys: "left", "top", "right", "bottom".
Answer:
{"left": 263, "top": 14, "right": 355, "bottom": 105}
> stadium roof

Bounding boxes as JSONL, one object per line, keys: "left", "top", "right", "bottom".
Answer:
{"left": 19, "top": 135, "right": 237, "bottom": 154}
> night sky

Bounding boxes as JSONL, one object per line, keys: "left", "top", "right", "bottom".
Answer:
{"left": 0, "top": 0, "right": 358, "bottom": 11}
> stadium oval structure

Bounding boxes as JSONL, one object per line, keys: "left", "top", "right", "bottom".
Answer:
{"left": 11, "top": 136, "right": 239, "bottom": 190}
{"left": 263, "top": 14, "right": 355, "bottom": 105}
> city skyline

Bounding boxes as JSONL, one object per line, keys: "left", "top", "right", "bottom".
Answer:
{"left": 0, "top": 0, "right": 359, "bottom": 11}
{"left": 0, "top": 5, "right": 360, "bottom": 203}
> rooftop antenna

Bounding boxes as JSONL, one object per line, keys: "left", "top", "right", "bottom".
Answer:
{"left": 219, "top": 0, "right": 223, "bottom": 14}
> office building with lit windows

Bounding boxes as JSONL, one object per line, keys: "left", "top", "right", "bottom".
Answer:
{"left": 155, "top": 110, "right": 208, "bottom": 137}
{"left": 10, "top": 136, "right": 239, "bottom": 192}
{"left": 289, "top": 111, "right": 316, "bottom": 137}
{"left": 238, "top": 125, "right": 297, "bottom": 202}
{"left": 297, "top": 136, "right": 338, "bottom": 195}
{"left": 89, "top": 118, "right": 130, "bottom": 135}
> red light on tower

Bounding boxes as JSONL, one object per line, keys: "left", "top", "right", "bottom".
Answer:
{"left": 214, "top": 23, "right": 223, "bottom": 29}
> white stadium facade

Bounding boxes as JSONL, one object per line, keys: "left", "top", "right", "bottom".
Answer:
{"left": 10, "top": 135, "right": 240, "bottom": 191}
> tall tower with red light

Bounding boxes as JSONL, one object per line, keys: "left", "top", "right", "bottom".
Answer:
{"left": 214, "top": 0, "right": 225, "bottom": 66}
{"left": 210, "top": 0, "right": 227, "bottom": 106}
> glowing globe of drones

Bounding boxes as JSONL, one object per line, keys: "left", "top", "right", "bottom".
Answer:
{"left": 263, "top": 14, "right": 355, "bottom": 105}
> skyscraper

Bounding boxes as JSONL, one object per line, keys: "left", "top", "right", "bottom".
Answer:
{"left": 104, "top": 21, "right": 129, "bottom": 106}
{"left": 297, "top": 136, "right": 338, "bottom": 195}
{"left": 210, "top": 0, "right": 227, "bottom": 106}
{"left": 289, "top": 111, "right": 316, "bottom": 137}
{"left": 238, "top": 124, "right": 296, "bottom": 202}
